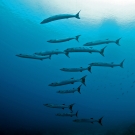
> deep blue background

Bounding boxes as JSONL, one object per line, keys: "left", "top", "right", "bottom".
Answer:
{"left": 0, "top": 0, "right": 135, "bottom": 134}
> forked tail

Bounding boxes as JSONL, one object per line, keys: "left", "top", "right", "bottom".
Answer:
{"left": 116, "top": 38, "right": 121, "bottom": 46}
{"left": 64, "top": 52, "right": 70, "bottom": 58}
{"left": 49, "top": 55, "right": 51, "bottom": 59}
{"left": 120, "top": 59, "right": 125, "bottom": 68}
{"left": 76, "top": 10, "right": 81, "bottom": 19}
{"left": 98, "top": 117, "right": 103, "bottom": 126}
{"left": 76, "top": 111, "right": 78, "bottom": 117}
{"left": 77, "top": 84, "right": 82, "bottom": 94}
{"left": 100, "top": 46, "right": 107, "bottom": 56}
{"left": 69, "top": 103, "right": 75, "bottom": 112}
{"left": 81, "top": 75, "right": 87, "bottom": 86}
{"left": 75, "top": 35, "right": 81, "bottom": 42}
{"left": 88, "top": 66, "right": 92, "bottom": 73}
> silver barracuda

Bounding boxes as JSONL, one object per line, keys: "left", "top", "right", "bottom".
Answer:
{"left": 48, "top": 75, "right": 87, "bottom": 87}
{"left": 40, "top": 11, "right": 81, "bottom": 24}
{"left": 57, "top": 85, "right": 82, "bottom": 94}
{"left": 83, "top": 38, "right": 121, "bottom": 46}
{"left": 16, "top": 54, "right": 51, "bottom": 60}
{"left": 47, "top": 35, "right": 81, "bottom": 43}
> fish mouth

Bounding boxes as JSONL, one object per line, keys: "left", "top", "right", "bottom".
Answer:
{"left": 43, "top": 104, "right": 48, "bottom": 106}
{"left": 40, "top": 21, "right": 44, "bottom": 24}
{"left": 73, "top": 120, "right": 77, "bottom": 122}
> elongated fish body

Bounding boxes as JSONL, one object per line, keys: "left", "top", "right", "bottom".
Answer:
{"left": 49, "top": 75, "right": 87, "bottom": 87}
{"left": 57, "top": 85, "right": 82, "bottom": 94}
{"left": 40, "top": 11, "right": 81, "bottom": 24}
{"left": 34, "top": 50, "right": 69, "bottom": 58}
{"left": 16, "top": 54, "right": 50, "bottom": 60}
{"left": 47, "top": 35, "right": 81, "bottom": 43}
{"left": 83, "top": 38, "right": 121, "bottom": 46}
{"left": 60, "top": 66, "right": 91, "bottom": 73}
{"left": 43, "top": 103, "right": 75, "bottom": 112}
{"left": 89, "top": 59, "right": 125, "bottom": 68}
{"left": 56, "top": 111, "right": 78, "bottom": 117}
{"left": 64, "top": 46, "right": 107, "bottom": 57}
{"left": 73, "top": 117, "right": 103, "bottom": 126}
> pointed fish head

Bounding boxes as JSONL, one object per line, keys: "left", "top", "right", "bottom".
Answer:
{"left": 64, "top": 48, "right": 73, "bottom": 52}
{"left": 56, "top": 113, "right": 61, "bottom": 116}
{"left": 43, "top": 104, "right": 53, "bottom": 107}
{"left": 56, "top": 90, "right": 60, "bottom": 93}
{"left": 47, "top": 40, "right": 54, "bottom": 43}
{"left": 16, "top": 54, "right": 22, "bottom": 57}
{"left": 60, "top": 68, "right": 66, "bottom": 71}
{"left": 34, "top": 52, "right": 41, "bottom": 55}
{"left": 73, "top": 119, "right": 79, "bottom": 122}
{"left": 48, "top": 82, "right": 58, "bottom": 86}
{"left": 43, "top": 104, "right": 49, "bottom": 107}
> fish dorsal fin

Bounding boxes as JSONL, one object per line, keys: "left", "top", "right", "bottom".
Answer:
{"left": 91, "top": 118, "right": 93, "bottom": 119}
{"left": 71, "top": 78, "right": 74, "bottom": 79}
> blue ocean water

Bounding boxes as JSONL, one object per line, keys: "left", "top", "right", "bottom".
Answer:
{"left": 0, "top": 0, "right": 135, "bottom": 135}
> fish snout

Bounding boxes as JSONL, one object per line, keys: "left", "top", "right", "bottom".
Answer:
{"left": 43, "top": 104, "right": 48, "bottom": 106}
{"left": 73, "top": 119, "right": 77, "bottom": 122}
{"left": 48, "top": 83, "right": 54, "bottom": 86}
{"left": 60, "top": 68, "right": 64, "bottom": 71}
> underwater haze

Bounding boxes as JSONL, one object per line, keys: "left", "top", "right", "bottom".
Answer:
{"left": 0, "top": 0, "right": 135, "bottom": 135}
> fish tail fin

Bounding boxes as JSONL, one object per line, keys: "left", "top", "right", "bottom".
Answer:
{"left": 75, "top": 35, "right": 81, "bottom": 42}
{"left": 77, "top": 84, "right": 82, "bottom": 94}
{"left": 120, "top": 59, "right": 125, "bottom": 68}
{"left": 88, "top": 66, "right": 92, "bottom": 73}
{"left": 76, "top": 111, "right": 78, "bottom": 117}
{"left": 100, "top": 46, "right": 107, "bottom": 56}
{"left": 98, "top": 117, "right": 103, "bottom": 126}
{"left": 116, "top": 38, "right": 121, "bottom": 46}
{"left": 81, "top": 75, "right": 87, "bottom": 86}
{"left": 65, "top": 52, "right": 70, "bottom": 58}
{"left": 76, "top": 10, "right": 81, "bottom": 19}
{"left": 49, "top": 55, "right": 51, "bottom": 59}
{"left": 69, "top": 103, "right": 75, "bottom": 112}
